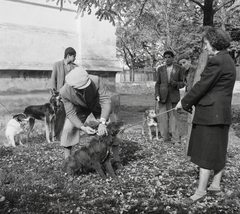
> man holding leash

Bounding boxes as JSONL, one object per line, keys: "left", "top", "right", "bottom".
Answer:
{"left": 59, "top": 67, "right": 122, "bottom": 168}
{"left": 155, "top": 50, "right": 185, "bottom": 144}
{"left": 51, "top": 47, "right": 78, "bottom": 140}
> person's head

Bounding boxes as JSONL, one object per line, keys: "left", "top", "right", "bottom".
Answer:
{"left": 163, "top": 50, "right": 174, "bottom": 66}
{"left": 202, "top": 27, "right": 231, "bottom": 55}
{"left": 178, "top": 54, "right": 191, "bottom": 70}
{"left": 64, "top": 47, "right": 76, "bottom": 63}
{"left": 65, "top": 67, "right": 91, "bottom": 90}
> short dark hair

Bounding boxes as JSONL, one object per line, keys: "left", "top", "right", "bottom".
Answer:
{"left": 64, "top": 47, "right": 76, "bottom": 59}
{"left": 163, "top": 50, "right": 174, "bottom": 58}
{"left": 202, "top": 27, "right": 231, "bottom": 51}
{"left": 177, "top": 53, "right": 190, "bottom": 62}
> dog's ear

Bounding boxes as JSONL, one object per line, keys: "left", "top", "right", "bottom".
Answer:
{"left": 107, "top": 122, "right": 120, "bottom": 136}
{"left": 49, "top": 88, "right": 58, "bottom": 95}
{"left": 144, "top": 110, "right": 149, "bottom": 117}
{"left": 13, "top": 113, "right": 24, "bottom": 122}
{"left": 13, "top": 114, "right": 20, "bottom": 119}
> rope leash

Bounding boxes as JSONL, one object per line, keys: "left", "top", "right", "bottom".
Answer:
{"left": 0, "top": 100, "right": 12, "bottom": 115}
{"left": 0, "top": 100, "right": 12, "bottom": 132}
{"left": 155, "top": 108, "right": 175, "bottom": 117}
{"left": 118, "top": 108, "right": 176, "bottom": 134}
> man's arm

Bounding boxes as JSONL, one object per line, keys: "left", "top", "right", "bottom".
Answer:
{"left": 97, "top": 78, "right": 111, "bottom": 120}
{"left": 51, "top": 63, "right": 58, "bottom": 90}
{"left": 62, "top": 96, "right": 84, "bottom": 129}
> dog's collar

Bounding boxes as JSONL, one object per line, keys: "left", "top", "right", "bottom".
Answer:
{"left": 101, "top": 150, "right": 110, "bottom": 164}
{"left": 13, "top": 118, "right": 26, "bottom": 126}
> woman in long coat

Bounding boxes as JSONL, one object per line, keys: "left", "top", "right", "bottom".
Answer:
{"left": 176, "top": 27, "right": 236, "bottom": 204}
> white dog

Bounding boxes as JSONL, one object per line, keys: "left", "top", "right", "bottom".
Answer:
{"left": 142, "top": 109, "right": 159, "bottom": 140}
{"left": 5, "top": 113, "right": 29, "bottom": 147}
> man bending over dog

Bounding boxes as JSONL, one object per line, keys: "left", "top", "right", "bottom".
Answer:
{"left": 59, "top": 67, "right": 122, "bottom": 168}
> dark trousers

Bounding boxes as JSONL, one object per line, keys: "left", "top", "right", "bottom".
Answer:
{"left": 54, "top": 102, "right": 66, "bottom": 139}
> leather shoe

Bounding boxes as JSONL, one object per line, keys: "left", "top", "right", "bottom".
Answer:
{"left": 183, "top": 195, "right": 205, "bottom": 205}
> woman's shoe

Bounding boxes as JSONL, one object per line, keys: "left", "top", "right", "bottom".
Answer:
{"left": 183, "top": 195, "right": 206, "bottom": 205}
{"left": 207, "top": 189, "right": 223, "bottom": 196}
{"left": 207, "top": 186, "right": 223, "bottom": 196}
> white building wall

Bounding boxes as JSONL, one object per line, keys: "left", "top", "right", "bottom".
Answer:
{"left": 0, "top": 0, "right": 121, "bottom": 93}
{"left": 0, "top": 0, "right": 80, "bottom": 70}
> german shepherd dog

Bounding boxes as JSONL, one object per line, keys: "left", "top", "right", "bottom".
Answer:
{"left": 23, "top": 89, "right": 61, "bottom": 143}
{"left": 62, "top": 122, "right": 122, "bottom": 181}
{"left": 142, "top": 109, "right": 158, "bottom": 140}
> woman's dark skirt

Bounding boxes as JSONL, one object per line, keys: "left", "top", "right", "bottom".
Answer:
{"left": 188, "top": 124, "right": 230, "bottom": 170}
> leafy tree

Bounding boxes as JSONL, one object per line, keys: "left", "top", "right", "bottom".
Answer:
{"left": 182, "top": 0, "right": 237, "bottom": 154}
{"left": 188, "top": 0, "right": 236, "bottom": 83}
{"left": 116, "top": 0, "right": 204, "bottom": 75}
{"left": 50, "top": 0, "right": 238, "bottom": 71}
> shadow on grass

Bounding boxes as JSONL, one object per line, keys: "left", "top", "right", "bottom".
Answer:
{"left": 0, "top": 147, "right": 14, "bottom": 158}
{"left": 120, "top": 139, "right": 145, "bottom": 166}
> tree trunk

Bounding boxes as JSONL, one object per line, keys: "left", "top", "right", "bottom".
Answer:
{"left": 203, "top": 0, "right": 214, "bottom": 26}
{"left": 165, "top": 0, "right": 171, "bottom": 48}
{"left": 185, "top": 45, "right": 208, "bottom": 155}
{"left": 184, "top": 0, "right": 214, "bottom": 155}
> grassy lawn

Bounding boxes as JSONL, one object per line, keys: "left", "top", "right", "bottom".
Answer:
{"left": 0, "top": 93, "right": 240, "bottom": 214}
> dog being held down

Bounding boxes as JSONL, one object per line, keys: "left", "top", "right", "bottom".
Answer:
{"left": 142, "top": 109, "right": 159, "bottom": 140}
{"left": 5, "top": 113, "right": 29, "bottom": 147}
{"left": 62, "top": 122, "right": 122, "bottom": 181}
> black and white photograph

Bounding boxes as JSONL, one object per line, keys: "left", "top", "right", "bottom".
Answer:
{"left": 0, "top": 0, "right": 240, "bottom": 213}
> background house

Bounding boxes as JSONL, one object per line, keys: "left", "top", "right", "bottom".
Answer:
{"left": 0, "top": 0, "right": 121, "bottom": 94}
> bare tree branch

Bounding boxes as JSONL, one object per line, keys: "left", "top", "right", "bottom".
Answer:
{"left": 139, "top": 0, "right": 148, "bottom": 16}
{"left": 213, "top": 0, "right": 235, "bottom": 14}
{"left": 189, "top": 0, "right": 205, "bottom": 11}
{"left": 227, "top": 0, "right": 240, "bottom": 11}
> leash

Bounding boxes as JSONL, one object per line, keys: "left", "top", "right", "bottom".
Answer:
{"left": 0, "top": 100, "right": 12, "bottom": 114}
{"left": 155, "top": 108, "right": 175, "bottom": 117}
{"left": 0, "top": 100, "right": 12, "bottom": 132}
{"left": 118, "top": 108, "right": 176, "bottom": 134}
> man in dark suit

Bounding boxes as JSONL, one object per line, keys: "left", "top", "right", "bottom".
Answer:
{"left": 155, "top": 50, "right": 185, "bottom": 144}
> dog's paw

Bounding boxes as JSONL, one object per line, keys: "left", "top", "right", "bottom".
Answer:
{"left": 113, "top": 161, "right": 123, "bottom": 170}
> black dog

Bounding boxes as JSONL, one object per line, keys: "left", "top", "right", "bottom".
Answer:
{"left": 62, "top": 122, "right": 122, "bottom": 181}
{"left": 23, "top": 89, "right": 61, "bottom": 143}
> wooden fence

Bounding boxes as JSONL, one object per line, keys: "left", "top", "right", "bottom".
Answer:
{"left": 116, "top": 66, "right": 240, "bottom": 83}
{"left": 116, "top": 69, "right": 156, "bottom": 83}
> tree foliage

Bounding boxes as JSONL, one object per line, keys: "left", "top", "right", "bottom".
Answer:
{"left": 49, "top": 0, "right": 240, "bottom": 69}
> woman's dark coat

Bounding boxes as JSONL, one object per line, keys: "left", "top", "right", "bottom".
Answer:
{"left": 181, "top": 50, "right": 236, "bottom": 125}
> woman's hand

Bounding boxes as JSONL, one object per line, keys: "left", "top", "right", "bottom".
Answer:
{"left": 175, "top": 101, "right": 182, "bottom": 110}
{"left": 81, "top": 126, "right": 96, "bottom": 135}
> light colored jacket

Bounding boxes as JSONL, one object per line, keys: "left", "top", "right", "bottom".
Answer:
{"left": 60, "top": 75, "right": 111, "bottom": 129}
{"left": 51, "top": 60, "right": 77, "bottom": 91}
